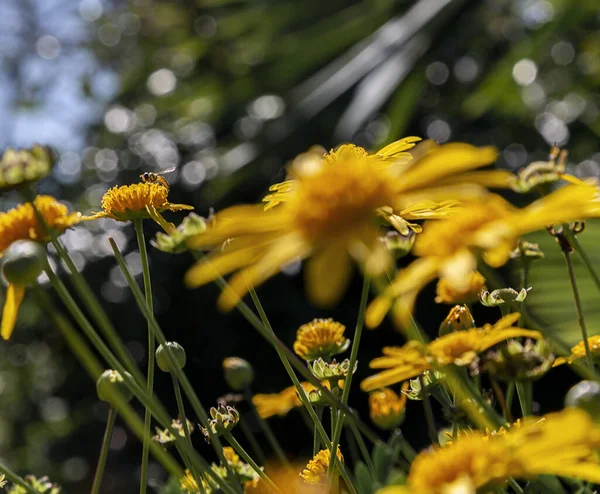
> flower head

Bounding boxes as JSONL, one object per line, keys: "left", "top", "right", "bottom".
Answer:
{"left": 185, "top": 139, "right": 506, "bottom": 311}
{"left": 369, "top": 384, "right": 408, "bottom": 429}
{"left": 553, "top": 334, "right": 600, "bottom": 366}
{"left": 84, "top": 182, "right": 193, "bottom": 222}
{"left": 299, "top": 447, "right": 343, "bottom": 485}
{"left": 361, "top": 314, "right": 542, "bottom": 391}
{"left": 400, "top": 408, "right": 600, "bottom": 493}
{"left": 0, "top": 145, "right": 55, "bottom": 191}
{"left": 293, "top": 318, "right": 350, "bottom": 361}
{"left": 435, "top": 271, "right": 485, "bottom": 304}
{"left": 245, "top": 464, "right": 329, "bottom": 494}
{"left": 367, "top": 183, "right": 600, "bottom": 328}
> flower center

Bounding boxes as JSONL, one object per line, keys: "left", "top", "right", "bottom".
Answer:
{"left": 291, "top": 158, "right": 394, "bottom": 240}
{"left": 101, "top": 182, "right": 169, "bottom": 215}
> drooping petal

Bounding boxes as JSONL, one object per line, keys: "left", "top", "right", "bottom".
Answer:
{"left": 1, "top": 284, "right": 26, "bottom": 340}
{"left": 305, "top": 241, "right": 353, "bottom": 308}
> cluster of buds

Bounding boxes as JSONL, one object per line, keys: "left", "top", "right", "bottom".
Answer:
{"left": 480, "top": 287, "right": 530, "bottom": 312}
{"left": 439, "top": 305, "right": 475, "bottom": 336}
{"left": 151, "top": 212, "right": 207, "bottom": 253}
{"left": 310, "top": 358, "right": 356, "bottom": 383}
{"left": 483, "top": 338, "right": 554, "bottom": 382}
{"left": 0, "top": 145, "right": 55, "bottom": 192}
{"left": 201, "top": 405, "right": 240, "bottom": 441}
{"left": 512, "top": 145, "right": 568, "bottom": 193}
{"left": 153, "top": 417, "right": 196, "bottom": 447}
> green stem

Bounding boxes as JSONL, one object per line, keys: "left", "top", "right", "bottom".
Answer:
{"left": 563, "top": 250, "right": 594, "bottom": 369}
{"left": 349, "top": 422, "right": 376, "bottom": 479}
{"left": 520, "top": 261, "right": 530, "bottom": 327}
{"left": 564, "top": 228, "right": 600, "bottom": 293}
{"left": 515, "top": 381, "right": 533, "bottom": 417}
{"left": 0, "top": 461, "right": 38, "bottom": 494}
{"left": 109, "top": 239, "right": 241, "bottom": 492}
{"left": 506, "top": 381, "right": 515, "bottom": 416}
{"left": 313, "top": 406, "right": 323, "bottom": 456}
{"left": 239, "top": 417, "right": 267, "bottom": 465}
{"left": 246, "top": 387, "right": 289, "bottom": 467}
{"left": 134, "top": 219, "right": 155, "bottom": 494}
{"left": 172, "top": 375, "right": 204, "bottom": 492}
{"left": 225, "top": 434, "right": 281, "bottom": 493}
{"left": 419, "top": 375, "right": 438, "bottom": 445}
{"left": 91, "top": 407, "right": 117, "bottom": 494}
{"left": 41, "top": 267, "right": 232, "bottom": 493}
{"left": 328, "top": 276, "right": 370, "bottom": 478}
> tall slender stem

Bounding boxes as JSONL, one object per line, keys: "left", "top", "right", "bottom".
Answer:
{"left": 91, "top": 407, "right": 117, "bottom": 494}
{"left": 225, "top": 434, "right": 281, "bottom": 493}
{"left": 0, "top": 461, "right": 38, "bottom": 494}
{"left": 515, "top": 381, "right": 533, "bottom": 417}
{"left": 313, "top": 406, "right": 323, "bottom": 455}
{"left": 564, "top": 228, "right": 600, "bottom": 293}
{"left": 245, "top": 387, "right": 288, "bottom": 467}
{"left": 328, "top": 276, "right": 370, "bottom": 476}
{"left": 134, "top": 219, "right": 155, "bottom": 494}
{"left": 348, "top": 422, "right": 376, "bottom": 478}
{"left": 419, "top": 375, "right": 438, "bottom": 445}
{"left": 563, "top": 250, "right": 594, "bottom": 368}
{"left": 239, "top": 418, "right": 267, "bottom": 465}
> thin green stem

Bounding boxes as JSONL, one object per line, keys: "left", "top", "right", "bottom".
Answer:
{"left": 329, "top": 276, "right": 370, "bottom": 477}
{"left": 239, "top": 418, "right": 267, "bottom": 465}
{"left": 564, "top": 228, "right": 600, "bottom": 293}
{"left": 419, "top": 375, "right": 438, "bottom": 445}
{"left": 520, "top": 261, "right": 530, "bottom": 327}
{"left": 0, "top": 461, "right": 38, "bottom": 494}
{"left": 109, "top": 239, "right": 241, "bottom": 492}
{"left": 225, "top": 434, "right": 281, "bottom": 494}
{"left": 515, "top": 381, "right": 533, "bottom": 417}
{"left": 349, "top": 422, "right": 376, "bottom": 479}
{"left": 246, "top": 387, "right": 289, "bottom": 467}
{"left": 42, "top": 266, "right": 233, "bottom": 493}
{"left": 508, "top": 478, "right": 524, "bottom": 494}
{"left": 134, "top": 219, "right": 155, "bottom": 494}
{"left": 91, "top": 407, "right": 117, "bottom": 494}
{"left": 313, "top": 406, "right": 323, "bottom": 456}
{"left": 563, "top": 250, "right": 594, "bottom": 368}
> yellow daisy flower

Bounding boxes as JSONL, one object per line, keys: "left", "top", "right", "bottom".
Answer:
{"left": 0, "top": 196, "right": 81, "bottom": 340}
{"left": 293, "top": 318, "right": 350, "bottom": 361}
{"left": 361, "top": 314, "right": 542, "bottom": 391}
{"left": 185, "top": 138, "right": 509, "bottom": 310}
{"left": 83, "top": 182, "right": 193, "bottom": 222}
{"left": 245, "top": 464, "right": 328, "bottom": 494}
{"left": 553, "top": 334, "right": 600, "bottom": 366}
{"left": 299, "top": 447, "right": 343, "bottom": 485}
{"left": 252, "top": 382, "right": 318, "bottom": 419}
{"left": 368, "top": 383, "right": 409, "bottom": 430}
{"left": 379, "top": 408, "right": 600, "bottom": 494}
{"left": 367, "top": 183, "right": 600, "bottom": 328}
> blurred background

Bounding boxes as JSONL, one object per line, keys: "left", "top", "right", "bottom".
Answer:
{"left": 2, "top": 0, "right": 600, "bottom": 491}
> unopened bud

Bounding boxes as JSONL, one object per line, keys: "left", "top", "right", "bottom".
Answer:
{"left": 480, "top": 287, "right": 529, "bottom": 308}
{"left": 96, "top": 369, "right": 133, "bottom": 405}
{"left": 439, "top": 305, "right": 475, "bottom": 336}
{"left": 156, "top": 342, "right": 187, "bottom": 373}
{"left": 565, "top": 381, "right": 600, "bottom": 422}
{"left": 222, "top": 357, "right": 254, "bottom": 390}
{"left": 2, "top": 240, "right": 47, "bottom": 285}
{"left": 382, "top": 230, "right": 416, "bottom": 259}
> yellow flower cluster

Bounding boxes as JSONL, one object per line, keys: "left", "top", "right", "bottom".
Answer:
{"left": 379, "top": 408, "right": 600, "bottom": 493}
{"left": 299, "top": 447, "right": 343, "bottom": 485}
{"left": 293, "top": 318, "right": 349, "bottom": 361}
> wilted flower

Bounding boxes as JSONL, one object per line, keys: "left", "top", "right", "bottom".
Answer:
{"left": 0, "top": 145, "right": 55, "bottom": 191}
{"left": 361, "top": 314, "right": 542, "bottom": 391}
{"left": 369, "top": 384, "right": 408, "bottom": 429}
{"left": 83, "top": 182, "right": 193, "bottom": 222}
{"left": 185, "top": 139, "right": 507, "bottom": 310}
{"left": 435, "top": 271, "right": 486, "bottom": 304}
{"left": 201, "top": 405, "right": 240, "bottom": 440}
{"left": 483, "top": 338, "right": 554, "bottom": 382}
{"left": 151, "top": 212, "right": 207, "bottom": 253}
{"left": 480, "top": 287, "right": 530, "bottom": 309}
{"left": 509, "top": 240, "right": 544, "bottom": 262}
{"left": 300, "top": 447, "right": 343, "bottom": 485}
{"left": 294, "top": 318, "right": 350, "bottom": 361}
{"left": 511, "top": 145, "right": 580, "bottom": 193}
{"left": 438, "top": 305, "right": 475, "bottom": 336}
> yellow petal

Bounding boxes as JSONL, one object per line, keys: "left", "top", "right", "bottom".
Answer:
{"left": 376, "top": 136, "right": 422, "bottom": 158}
{"left": 1, "top": 284, "right": 26, "bottom": 340}
{"left": 305, "top": 242, "right": 353, "bottom": 308}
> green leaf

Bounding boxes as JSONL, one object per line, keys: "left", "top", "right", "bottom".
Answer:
{"left": 354, "top": 461, "right": 374, "bottom": 494}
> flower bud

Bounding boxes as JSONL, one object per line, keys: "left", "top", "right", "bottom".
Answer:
{"left": 222, "top": 357, "right": 254, "bottom": 390}
{"left": 565, "top": 381, "right": 600, "bottom": 422}
{"left": 156, "top": 341, "right": 187, "bottom": 373}
{"left": 369, "top": 386, "right": 407, "bottom": 430}
{"left": 510, "top": 240, "right": 544, "bottom": 263}
{"left": 382, "top": 230, "right": 416, "bottom": 259}
{"left": 151, "top": 213, "right": 207, "bottom": 253}
{"left": 0, "top": 145, "right": 55, "bottom": 191}
{"left": 96, "top": 369, "right": 133, "bottom": 405}
{"left": 439, "top": 305, "right": 475, "bottom": 336}
{"left": 201, "top": 404, "right": 240, "bottom": 440}
{"left": 2, "top": 240, "right": 47, "bottom": 285}
{"left": 309, "top": 358, "right": 356, "bottom": 382}
{"left": 480, "top": 287, "right": 529, "bottom": 308}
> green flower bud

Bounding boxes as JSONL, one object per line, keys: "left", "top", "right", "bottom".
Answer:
{"left": 151, "top": 213, "right": 207, "bottom": 254}
{"left": 480, "top": 287, "right": 530, "bottom": 308}
{"left": 2, "top": 240, "right": 47, "bottom": 285}
{"left": 156, "top": 341, "right": 187, "bottom": 373}
{"left": 222, "top": 357, "right": 254, "bottom": 390}
{"left": 382, "top": 230, "right": 416, "bottom": 259}
{"left": 565, "top": 381, "right": 600, "bottom": 422}
{"left": 96, "top": 369, "right": 133, "bottom": 405}
{"left": 0, "top": 145, "right": 55, "bottom": 192}
{"left": 309, "top": 358, "right": 356, "bottom": 382}
{"left": 484, "top": 338, "right": 554, "bottom": 382}
{"left": 201, "top": 405, "right": 240, "bottom": 440}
